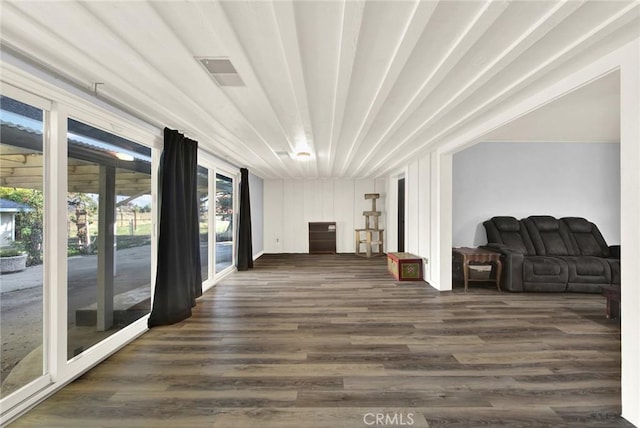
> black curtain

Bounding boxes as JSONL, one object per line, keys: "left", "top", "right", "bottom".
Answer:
{"left": 148, "top": 128, "right": 202, "bottom": 327}
{"left": 236, "top": 168, "right": 253, "bottom": 271}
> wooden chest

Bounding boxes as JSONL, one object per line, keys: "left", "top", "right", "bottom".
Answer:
{"left": 387, "top": 252, "right": 423, "bottom": 281}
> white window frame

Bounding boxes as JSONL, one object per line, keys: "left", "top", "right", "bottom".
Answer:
{"left": 0, "top": 84, "right": 53, "bottom": 414}
{"left": 198, "top": 150, "right": 239, "bottom": 292}
{"left": 64, "top": 108, "right": 158, "bottom": 369}
{"left": 0, "top": 60, "right": 161, "bottom": 425}
{"left": 1, "top": 50, "right": 241, "bottom": 426}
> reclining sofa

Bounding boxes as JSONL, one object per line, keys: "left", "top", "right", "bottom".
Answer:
{"left": 483, "top": 216, "right": 620, "bottom": 293}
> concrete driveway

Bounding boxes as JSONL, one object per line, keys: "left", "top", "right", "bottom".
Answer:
{"left": 1, "top": 245, "right": 153, "bottom": 388}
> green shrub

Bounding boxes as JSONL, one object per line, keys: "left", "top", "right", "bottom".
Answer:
{"left": 0, "top": 187, "right": 43, "bottom": 266}
{"left": 0, "top": 248, "right": 26, "bottom": 257}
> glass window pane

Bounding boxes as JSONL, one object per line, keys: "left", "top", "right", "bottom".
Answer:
{"left": 215, "top": 173, "right": 233, "bottom": 273}
{"left": 198, "top": 167, "right": 209, "bottom": 281}
{"left": 0, "top": 95, "right": 45, "bottom": 396}
{"left": 67, "top": 119, "right": 152, "bottom": 359}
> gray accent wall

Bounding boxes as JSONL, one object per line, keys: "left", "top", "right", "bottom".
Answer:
{"left": 249, "top": 172, "right": 264, "bottom": 258}
{"left": 452, "top": 142, "right": 620, "bottom": 247}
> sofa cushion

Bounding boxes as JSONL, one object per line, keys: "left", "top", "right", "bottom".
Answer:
{"left": 523, "top": 257, "right": 569, "bottom": 291}
{"left": 553, "top": 256, "right": 611, "bottom": 294}
{"left": 572, "top": 257, "right": 607, "bottom": 276}
{"left": 562, "top": 217, "right": 592, "bottom": 233}
{"left": 523, "top": 256, "right": 568, "bottom": 285}
{"left": 530, "top": 216, "right": 559, "bottom": 232}
{"left": 483, "top": 217, "right": 533, "bottom": 255}
{"left": 540, "top": 233, "right": 570, "bottom": 256}
{"left": 493, "top": 216, "right": 520, "bottom": 232}
{"left": 532, "top": 260, "right": 563, "bottom": 276}
{"left": 525, "top": 216, "right": 573, "bottom": 256}
{"left": 573, "top": 235, "right": 606, "bottom": 257}
{"left": 561, "top": 217, "right": 610, "bottom": 257}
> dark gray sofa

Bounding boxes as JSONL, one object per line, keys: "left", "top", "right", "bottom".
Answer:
{"left": 483, "top": 215, "right": 620, "bottom": 293}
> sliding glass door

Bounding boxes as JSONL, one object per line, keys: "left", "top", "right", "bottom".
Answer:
{"left": 0, "top": 95, "right": 47, "bottom": 397}
{"left": 66, "top": 119, "right": 152, "bottom": 359}
{"left": 215, "top": 173, "right": 234, "bottom": 273}
{"left": 0, "top": 79, "right": 237, "bottom": 418}
{"left": 198, "top": 167, "right": 209, "bottom": 282}
{"left": 0, "top": 74, "right": 161, "bottom": 420}
{"left": 197, "top": 164, "right": 238, "bottom": 286}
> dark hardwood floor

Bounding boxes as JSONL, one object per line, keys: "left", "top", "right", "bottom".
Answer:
{"left": 11, "top": 254, "right": 630, "bottom": 427}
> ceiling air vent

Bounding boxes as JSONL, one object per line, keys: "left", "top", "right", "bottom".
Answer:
{"left": 197, "top": 57, "right": 244, "bottom": 87}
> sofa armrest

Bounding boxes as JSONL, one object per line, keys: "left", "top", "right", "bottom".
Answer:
{"left": 609, "top": 245, "right": 620, "bottom": 259}
{"left": 480, "top": 244, "right": 525, "bottom": 292}
{"left": 483, "top": 243, "right": 525, "bottom": 254}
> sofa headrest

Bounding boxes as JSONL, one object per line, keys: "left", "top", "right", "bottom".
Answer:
{"left": 528, "top": 216, "right": 559, "bottom": 232}
{"left": 562, "top": 217, "right": 592, "bottom": 233}
{"left": 491, "top": 216, "right": 520, "bottom": 232}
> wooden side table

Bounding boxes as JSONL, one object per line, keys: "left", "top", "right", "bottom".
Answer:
{"left": 452, "top": 247, "right": 502, "bottom": 292}
{"left": 601, "top": 285, "right": 620, "bottom": 319}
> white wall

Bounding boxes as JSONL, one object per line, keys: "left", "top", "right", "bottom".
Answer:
{"left": 432, "top": 39, "right": 639, "bottom": 425}
{"left": 263, "top": 178, "right": 377, "bottom": 253}
{"left": 619, "top": 38, "right": 640, "bottom": 426}
{"left": 379, "top": 156, "right": 437, "bottom": 286}
{"left": 452, "top": 142, "right": 621, "bottom": 247}
{"left": 248, "top": 172, "right": 263, "bottom": 257}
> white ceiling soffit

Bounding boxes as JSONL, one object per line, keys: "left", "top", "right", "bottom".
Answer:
{"left": 0, "top": 1, "right": 637, "bottom": 179}
{"left": 482, "top": 70, "right": 621, "bottom": 144}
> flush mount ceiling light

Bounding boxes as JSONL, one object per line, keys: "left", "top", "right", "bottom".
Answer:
{"left": 197, "top": 57, "right": 245, "bottom": 87}
{"left": 293, "top": 151, "right": 312, "bottom": 161}
{"left": 291, "top": 135, "right": 313, "bottom": 161}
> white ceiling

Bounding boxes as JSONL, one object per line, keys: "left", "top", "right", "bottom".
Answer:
{"left": 1, "top": 1, "right": 638, "bottom": 179}
{"left": 483, "top": 69, "right": 621, "bottom": 143}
